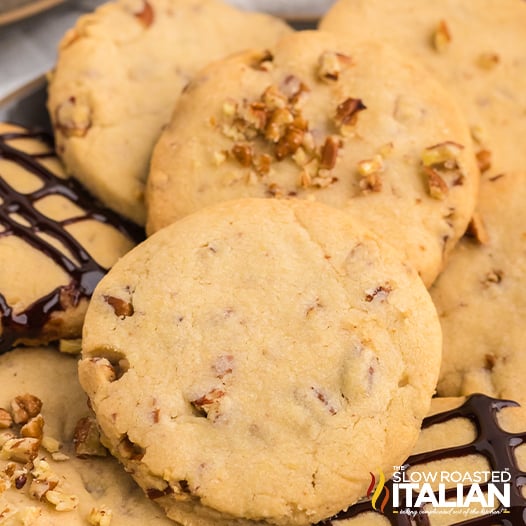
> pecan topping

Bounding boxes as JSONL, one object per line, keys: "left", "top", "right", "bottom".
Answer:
{"left": 190, "top": 388, "right": 225, "bottom": 418}
{"left": 320, "top": 136, "right": 341, "bottom": 170}
{"left": 249, "top": 50, "right": 274, "bottom": 71}
{"left": 476, "top": 149, "right": 492, "bottom": 173}
{"left": 424, "top": 167, "right": 449, "bottom": 200}
{"left": 317, "top": 51, "right": 352, "bottom": 82}
{"left": 421, "top": 141, "right": 465, "bottom": 198}
{"left": 433, "top": 19, "right": 451, "bottom": 52}
{"left": 11, "top": 394, "right": 42, "bottom": 425}
{"left": 88, "top": 506, "right": 113, "bottom": 526}
{"left": 357, "top": 155, "right": 384, "bottom": 194}
{"left": 73, "top": 417, "right": 107, "bottom": 458}
{"left": 0, "top": 408, "right": 12, "bottom": 429}
{"left": 20, "top": 414, "right": 44, "bottom": 440}
{"left": 104, "top": 295, "right": 134, "bottom": 318}
{"left": 335, "top": 97, "right": 367, "bottom": 128}
{"left": 231, "top": 143, "right": 253, "bottom": 167}
{"left": 134, "top": 0, "right": 154, "bottom": 27}
{"left": 1, "top": 437, "right": 40, "bottom": 463}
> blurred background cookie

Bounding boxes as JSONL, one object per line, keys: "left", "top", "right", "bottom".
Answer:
{"left": 146, "top": 30, "right": 480, "bottom": 286}
{"left": 0, "top": 346, "right": 175, "bottom": 525}
{"left": 431, "top": 171, "right": 526, "bottom": 406}
{"left": 79, "top": 197, "right": 442, "bottom": 525}
{"left": 47, "top": 0, "right": 292, "bottom": 225}
{"left": 320, "top": 0, "right": 526, "bottom": 183}
{"left": 0, "top": 123, "right": 139, "bottom": 353}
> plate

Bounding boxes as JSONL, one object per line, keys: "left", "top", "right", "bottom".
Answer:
{"left": 0, "top": 0, "right": 66, "bottom": 25}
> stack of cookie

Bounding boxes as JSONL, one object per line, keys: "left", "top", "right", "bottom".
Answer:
{"left": 1, "top": 0, "right": 526, "bottom": 524}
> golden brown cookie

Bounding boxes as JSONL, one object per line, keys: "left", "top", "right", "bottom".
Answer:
{"left": 430, "top": 171, "right": 526, "bottom": 406}
{"left": 79, "top": 197, "right": 442, "bottom": 525}
{"left": 47, "top": 0, "right": 292, "bottom": 225}
{"left": 320, "top": 0, "right": 526, "bottom": 184}
{"left": 0, "top": 123, "right": 139, "bottom": 353}
{"left": 146, "top": 30, "right": 480, "bottom": 286}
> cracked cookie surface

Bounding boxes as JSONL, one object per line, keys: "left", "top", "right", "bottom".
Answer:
{"left": 79, "top": 198, "right": 442, "bottom": 525}
{"left": 47, "top": 0, "right": 291, "bottom": 225}
{"left": 146, "top": 30, "right": 480, "bottom": 286}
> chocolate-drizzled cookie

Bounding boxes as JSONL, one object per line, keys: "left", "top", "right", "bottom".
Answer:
{"left": 321, "top": 394, "right": 526, "bottom": 526}
{"left": 0, "top": 123, "right": 142, "bottom": 352}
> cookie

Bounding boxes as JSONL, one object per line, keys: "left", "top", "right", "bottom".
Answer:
{"left": 430, "top": 171, "right": 526, "bottom": 406}
{"left": 146, "top": 30, "right": 480, "bottom": 287}
{"left": 47, "top": 0, "right": 292, "bottom": 225}
{"left": 0, "top": 123, "right": 140, "bottom": 353}
{"left": 320, "top": 0, "right": 526, "bottom": 182}
{"left": 0, "top": 346, "right": 175, "bottom": 525}
{"left": 324, "top": 394, "right": 526, "bottom": 525}
{"left": 79, "top": 197, "right": 442, "bottom": 525}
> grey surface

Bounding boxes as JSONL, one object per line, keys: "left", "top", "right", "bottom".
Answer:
{"left": 0, "top": 0, "right": 323, "bottom": 125}
{"left": 0, "top": 0, "right": 105, "bottom": 103}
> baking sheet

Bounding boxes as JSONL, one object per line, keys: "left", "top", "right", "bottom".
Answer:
{"left": 0, "top": 0, "right": 66, "bottom": 25}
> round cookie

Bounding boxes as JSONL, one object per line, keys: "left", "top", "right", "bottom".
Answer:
{"left": 0, "top": 346, "right": 175, "bottom": 525}
{"left": 326, "top": 394, "right": 526, "bottom": 524}
{"left": 146, "top": 30, "right": 480, "bottom": 287}
{"left": 79, "top": 198, "right": 442, "bottom": 525}
{"left": 320, "top": 0, "right": 526, "bottom": 182}
{"left": 0, "top": 123, "right": 139, "bottom": 353}
{"left": 47, "top": 0, "right": 292, "bottom": 225}
{"left": 430, "top": 171, "right": 526, "bottom": 407}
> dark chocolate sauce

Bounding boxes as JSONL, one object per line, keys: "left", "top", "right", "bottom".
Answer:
{"left": 318, "top": 394, "right": 526, "bottom": 526}
{"left": 0, "top": 127, "right": 143, "bottom": 352}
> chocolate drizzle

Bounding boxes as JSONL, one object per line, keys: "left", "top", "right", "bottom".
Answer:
{"left": 318, "top": 394, "right": 526, "bottom": 526}
{"left": 0, "top": 126, "right": 143, "bottom": 352}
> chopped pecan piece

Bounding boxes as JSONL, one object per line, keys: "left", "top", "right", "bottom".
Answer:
{"left": 1, "top": 437, "right": 40, "bottom": 463}
{"left": 265, "top": 107, "right": 294, "bottom": 142}
{"left": 275, "top": 125, "right": 305, "bottom": 160}
{"left": 190, "top": 388, "right": 225, "bottom": 417}
{"left": 433, "top": 19, "right": 451, "bottom": 52}
{"left": 134, "top": 0, "right": 154, "bottom": 27}
{"left": 88, "top": 506, "right": 113, "bottom": 526}
{"left": 0, "top": 408, "right": 12, "bottom": 429}
{"left": 476, "top": 149, "right": 492, "bottom": 173}
{"left": 422, "top": 141, "right": 464, "bottom": 168}
{"left": 231, "top": 143, "right": 253, "bottom": 167}
{"left": 249, "top": 50, "right": 274, "bottom": 71}
{"left": 20, "top": 414, "right": 44, "bottom": 439}
{"left": 73, "top": 417, "right": 107, "bottom": 458}
{"left": 319, "top": 136, "right": 341, "bottom": 170}
{"left": 104, "top": 295, "right": 134, "bottom": 318}
{"left": 335, "top": 97, "right": 366, "bottom": 129}
{"left": 317, "top": 51, "right": 352, "bottom": 82}
{"left": 359, "top": 173, "right": 382, "bottom": 193}
{"left": 45, "top": 490, "right": 79, "bottom": 511}
{"left": 424, "top": 167, "right": 449, "bottom": 200}
{"left": 11, "top": 394, "right": 42, "bottom": 425}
